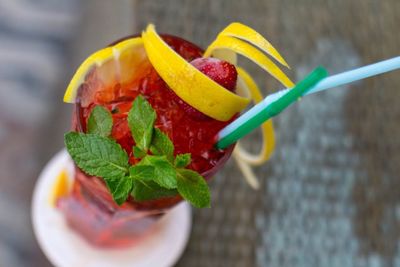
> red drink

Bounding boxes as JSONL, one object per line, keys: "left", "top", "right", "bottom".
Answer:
{"left": 58, "top": 35, "right": 235, "bottom": 247}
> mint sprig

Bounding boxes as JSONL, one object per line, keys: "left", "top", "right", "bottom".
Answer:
{"left": 176, "top": 169, "right": 210, "bottom": 208}
{"left": 150, "top": 128, "right": 174, "bottom": 162}
{"left": 65, "top": 95, "right": 211, "bottom": 208}
{"left": 105, "top": 165, "right": 155, "bottom": 205}
{"left": 139, "top": 155, "right": 177, "bottom": 189}
{"left": 132, "top": 180, "right": 178, "bottom": 201}
{"left": 129, "top": 165, "right": 155, "bottom": 181}
{"left": 87, "top": 105, "right": 113, "bottom": 137}
{"left": 133, "top": 146, "right": 146, "bottom": 159}
{"left": 174, "top": 153, "right": 191, "bottom": 168}
{"left": 108, "top": 177, "right": 133, "bottom": 205}
{"left": 65, "top": 132, "right": 129, "bottom": 179}
{"left": 127, "top": 95, "right": 156, "bottom": 152}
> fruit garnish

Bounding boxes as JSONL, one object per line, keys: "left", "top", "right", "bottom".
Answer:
{"left": 141, "top": 24, "right": 250, "bottom": 121}
{"left": 235, "top": 67, "right": 275, "bottom": 165}
{"left": 204, "top": 35, "right": 293, "bottom": 88}
{"left": 203, "top": 22, "right": 293, "bottom": 188}
{"left": 49, "top": 169, "right": 70, "bottom": 206}
{"left": 191, "top": 58, "right": 238, "bottom": 91}
{"left": 168, "top": 57, "right": 238, "bottom": 120}
{"left": 65, "top": 95, "right": 211, "bottom": 208}
{"left": 229, "top": 67, "right": 276, "bottom": 189}
{"left": 213, "top": 22, "right": 289, "bottom": 68}
{"left": 63, "top": 37, "right": 146, "bottom": 105}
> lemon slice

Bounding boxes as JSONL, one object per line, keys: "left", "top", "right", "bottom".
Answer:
{"left": 48, "top": 169, "right": 70, "bottom": 207}
{"left": 63, "top": 37, "right": 145, "bottom": 105}
{"left": 216, "top": 22, "right": 290, "bottom": 68}
{"left": 210, "top": 49, "right": 238, "bottom": 65}
{"left": 204, "top": 23, "right": 291, "bottom": 163}
{"left": 235, "top": 67, "right": 275, "bottom": 165}
{"left": 232, "top": 67, "right": 277, "bottom": 189}
{"left": 141, "top": 24, "right": 250, "bottom": 121}
{"left": 204, "top": 36, "right": 294, "bottom": 88}
{"left": 232, "top": 154, "right": 260, "bottom": 189}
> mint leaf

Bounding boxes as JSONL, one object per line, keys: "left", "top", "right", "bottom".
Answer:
{"left": 64, "top": 132, "right": 129, "bottom": 179}
{"left": 102, "top": 165, "right": 154, "bottom": 206}
{"left": 133, "top": 146, "right": 146, "bottom": 159}
{"left": 127, "top": 95, "right": 156, "bottom": 151}
{"left": 103, "top": 177, "right": 119, "bottom": 192}
{"left": 131, "top": 180, "right": 178, "bottom": 201}
{"left": 105, "top": 177, "right": 133, "bottom": 205}
{"left": 129, "top": 165, "right": 154, "bottom": 181}
{"left": 87, "top": 105, "right": 113, "bottom": 137}
{"left": 140, "top": 155, "right": 177, "bottom": 189}
{"left": 176, "top": 169, "right": 210, "bottom": 208}
{"left": 150, "top": 128, "right": 174, "bottom": 162}
{"left": 129, "top": 164, "right": 177, "bottom": 201}
{"left": 174, "top": 153, "right": 191, "bottom": 168}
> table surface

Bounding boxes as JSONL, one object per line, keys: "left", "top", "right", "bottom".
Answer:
{"left": 1, "top": 0, "right": 400, "bottom": 266}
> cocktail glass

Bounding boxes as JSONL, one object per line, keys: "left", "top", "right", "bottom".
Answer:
{"left": 57, "top": 35, "right": 235, "bottom": 247}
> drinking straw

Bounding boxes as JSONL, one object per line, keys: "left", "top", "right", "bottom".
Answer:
{"left": 216, "top": 56, "right": 400, "bottom": 149}
{"left": 216, "top": 67, "right": 328, "bottom": 149}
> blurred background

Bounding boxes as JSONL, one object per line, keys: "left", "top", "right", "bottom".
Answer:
{"left": 1, "top": 0, "right": 400, "bottom": 266}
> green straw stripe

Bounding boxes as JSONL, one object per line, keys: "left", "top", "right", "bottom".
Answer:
{"left": 216, "top": 66, "right": 328, "bottom": 149}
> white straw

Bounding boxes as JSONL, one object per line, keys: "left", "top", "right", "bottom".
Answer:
{"left": 219, "top": 56, "right": 400, "bottom": 140}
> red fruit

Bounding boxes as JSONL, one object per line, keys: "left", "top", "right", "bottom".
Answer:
{"left": 190, "top": 58, "right": 237, "bottom": 91}
{"left": 169, "top": 57, "right": 238, "bottom": 120}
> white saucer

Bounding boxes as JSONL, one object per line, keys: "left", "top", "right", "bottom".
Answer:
{"left": 32, "top": 149, "right": 192, "bottom": 267}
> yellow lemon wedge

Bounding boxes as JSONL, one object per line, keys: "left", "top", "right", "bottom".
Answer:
{"left": 63, "top": 37, "right": 146, "bottom": 105}
{"left": 141, "top": 24, "right": 250, "bottom": 121}
{"left": 216, "top": 22, "right": 290, "bottom": 68}
{"left": 204, "top": 35, "right": 294, "bottom": 88}
{"left": 48, "top": 169, "right": 71, "bottom": 207}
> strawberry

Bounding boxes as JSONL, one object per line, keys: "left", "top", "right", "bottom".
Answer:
{"left": 168, "top": 58, "right": 238, "bottom": 120}
{"left": 190, "top": 58, "right": 237, "bottom": 91}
